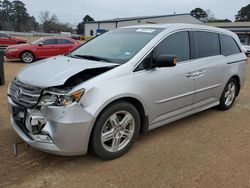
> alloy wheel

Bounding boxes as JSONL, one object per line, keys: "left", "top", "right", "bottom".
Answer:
{"left": 21, "top": 52, "right": 33, "bottom": 63}
{"left": 101, "top": 111, "right": 135, "bottom": 152}
{"left": 224, "top": 82, "right": 236, "bottom": 106}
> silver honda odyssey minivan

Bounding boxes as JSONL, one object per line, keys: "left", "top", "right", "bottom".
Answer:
{"left": 8, "top": 24, "right": 247, "bottom": 159}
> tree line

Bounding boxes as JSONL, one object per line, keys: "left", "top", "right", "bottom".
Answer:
{"left": 0, "top": 0, "right": 39, "bottom": 31}
{"left": 0, "top": 0, "right": 250, "bottom": 34}
{"left": 190, "top": 4, "right": 250, "bottom": 23}
{"left": 76, "top": 4, "right": 250, "bottom": 34}
{"left": 0, "top": 0, "right": 74, "bottom": 33}
{"left": 39, "top": 11, "right": 74, "bottom": 33}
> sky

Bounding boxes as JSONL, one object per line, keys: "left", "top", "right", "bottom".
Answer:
{"left": 21, "top": 0, "right": 250, "bottom": 26}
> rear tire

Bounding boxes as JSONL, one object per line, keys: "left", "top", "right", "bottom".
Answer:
{"left": 217, "top": 78, "right": 238, "bottom": 110}
{"left": 20, "top": 51, "right": 34, "bottom": 63}
{"left": 90, "top": 102, "right": 140, "bottom": 160}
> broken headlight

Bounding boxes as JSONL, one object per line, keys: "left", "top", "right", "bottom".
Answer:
{"left": 38, "top": 88, "right": 85, "bottom": 106}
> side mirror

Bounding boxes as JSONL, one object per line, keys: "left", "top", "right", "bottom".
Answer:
{"left": 152, "top": 54, "right": 177, "bottom": 68}
{"left": 38, "top": 42, "right": 43, "bottom": 46}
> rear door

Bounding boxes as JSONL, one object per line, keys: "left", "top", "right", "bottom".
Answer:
{"left": 56, "top": 39, "right": 76, "bottom": 55}
{"left": 36, "top": 39, "right": 58, "bottom": 58}
{"left": 191, "top": 31, "right": 228, "bottom": 109}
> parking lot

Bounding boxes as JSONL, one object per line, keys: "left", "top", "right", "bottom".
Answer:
{"left": 0, "top": 57, "right": 250, "bottom": 187}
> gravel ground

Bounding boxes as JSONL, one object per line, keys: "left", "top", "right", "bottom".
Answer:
{"left": 0, "top": 58, "right": 250, "bottom": 188}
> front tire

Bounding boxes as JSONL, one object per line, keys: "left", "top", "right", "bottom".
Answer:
{"left": 90, "top": 102, "right": 140, "bottom": 160}
{"left": 218, "top": 78, "right": 238, "bottom": 110}
{"left": 20, "top": 51, "right": 34, "bottom": 63}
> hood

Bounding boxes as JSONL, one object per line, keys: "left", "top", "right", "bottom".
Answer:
{"left": 16, "top": 55, "right": 118, "bottom": 88}
{"left": 6, "top": 43, "right": 31, "bottom": 49}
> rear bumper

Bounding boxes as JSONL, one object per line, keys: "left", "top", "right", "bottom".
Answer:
{"left": 8, "top": 96, "right": 96, "bottom": 156}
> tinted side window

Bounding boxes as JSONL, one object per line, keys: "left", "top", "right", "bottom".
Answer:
{"left": 42, "top": 39, "right": 57, "bottom": 45}
{"left": 0, "top": 33, "right": 9, "bottom": 38}
{"left": 194, "top": 31, "right": 220, "bottom": 58}
{"left": 57, "top": 39, "right": 74, "bottom": 44}
{"left": 154, "top": 31, "right": 190, "bottom": 62}
{"left": 220, "top": 35, "right": 241, "bottom": 56}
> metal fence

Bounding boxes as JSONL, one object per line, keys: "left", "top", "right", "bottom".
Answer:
{"left": 0, "top": 30, "right": 69, "bottom": 37}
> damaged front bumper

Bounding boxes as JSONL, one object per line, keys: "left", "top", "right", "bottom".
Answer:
{"left": 8, "top": 96, "right": 95, "bottom": 156}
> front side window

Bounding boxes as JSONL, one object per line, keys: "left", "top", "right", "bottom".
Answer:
{"left": 135, "top": 31, "right": 190, "bottom": 71}
{"left": 70, "top": 28, "right": 163, "bottom": 64}
{"left": 154, "top": 31, "right": 190, "bottom": 62}
{"left": 42, "top": 39, "right": 57, "bottom": 45}
{"left": 0, "top": 33, "right": 9, "bottom": 38}
{"left": 220, "top": 34, "right": 241, "bottom": 56}
{"left": 194, "top": 31, "right": 220, "bottom": 58}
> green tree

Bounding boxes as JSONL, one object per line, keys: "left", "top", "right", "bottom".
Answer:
{"left": 190, "top": 8, "right": 208, "bottom": 22}
{"left": 77, "top": 22, "right": 84, "bottom": 34}
{"left": 0, "top": 0, "right": 39, "bottom": 31}
{"left": 235, "top": 4, "right": 250, "bottom": 22}
{"left": 77, "top": 15, "right": 95, "bottom": 34}
{"left": 0, "top": 1, "right": 3, "bottom": 29}
{"left": 83, "top": 15, "right": 94, "bottom": 22}
{"left": 208, "top": 19, "right": 232, "bottom": 23}
{"left": 12, "top": 0, "right": 29, "bottom": 31}
{"left": 1, "top": 0, "right": 14, "bottom": 30}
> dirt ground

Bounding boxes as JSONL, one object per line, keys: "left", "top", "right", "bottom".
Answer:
{"left": 0, "top": 58, "right": 250, "bottom": 188}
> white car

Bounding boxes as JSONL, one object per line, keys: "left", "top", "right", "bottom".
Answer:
{"left": 242, "top": 45, "right": 250, "bottom": 56}
{"left": 8, "top": 24, "right": 247, "bottom": 159}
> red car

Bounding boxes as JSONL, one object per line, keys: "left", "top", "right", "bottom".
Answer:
{"left": 0, "top": 33, "right": 26, "bottom": 47}
{"left": 5, "top": 36, "right": 81, "bottom": 63}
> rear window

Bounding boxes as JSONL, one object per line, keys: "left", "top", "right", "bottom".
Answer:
{"left": 57, "top": 39, "right": 74, "bottom": 44}
{"left": 194, "top": 31, "right": 220, "bottom": 58}
{"left": 220, "top": 35, "right": 241, "bottom": 56}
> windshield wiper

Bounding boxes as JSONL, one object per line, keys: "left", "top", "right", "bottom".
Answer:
{"left": 71, "top": 54, "right": 113, "bottom": 62}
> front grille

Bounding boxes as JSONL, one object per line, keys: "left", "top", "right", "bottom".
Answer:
{"left": 9, "top": 80, "right": 42, "bottom": 108}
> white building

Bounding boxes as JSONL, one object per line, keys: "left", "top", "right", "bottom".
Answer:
{"left": 85, "top": 13, "right": 203, "bottom": 36}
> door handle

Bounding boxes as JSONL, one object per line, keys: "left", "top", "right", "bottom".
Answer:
{"left": 196, "top": 69, "right": 206, "bottom": 77}
{"left": 186, "top": 69, "right": 206, "bottom": 79}
{"left": 186, "top": 73, "right": 193, "bottom": 78}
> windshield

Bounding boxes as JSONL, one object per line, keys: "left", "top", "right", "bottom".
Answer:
{"left": 31, "top": 38, "right": 44, "bottom": 44}
{"left": 70, "top": 28, "right": 163, "bottom": 64}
